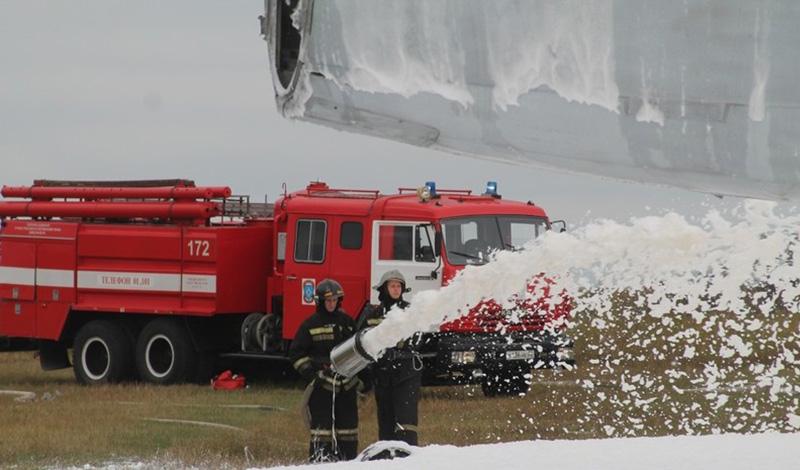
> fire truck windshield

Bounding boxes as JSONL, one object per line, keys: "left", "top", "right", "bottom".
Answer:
{"left": 441, "top": 215, "right": 547, "bottom": 265}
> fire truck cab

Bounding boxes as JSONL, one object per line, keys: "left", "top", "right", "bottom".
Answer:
{"left": 264, "top": 181, "right": 573, "bottom": 395}
{"left": 0, "top": 180, "right": 572, "bottom": 396}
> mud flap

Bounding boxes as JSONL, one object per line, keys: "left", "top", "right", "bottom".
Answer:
{"left": 39, "top": 340, "right": 70, "bottom": 370}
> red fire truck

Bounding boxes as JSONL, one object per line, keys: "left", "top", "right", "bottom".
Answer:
{"left": 0, "top": 179, "right": 572, "bottom": 395}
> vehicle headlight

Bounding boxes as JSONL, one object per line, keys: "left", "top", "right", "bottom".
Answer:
{"left": 451, "top": 351, "right": 477, "bottom": 364}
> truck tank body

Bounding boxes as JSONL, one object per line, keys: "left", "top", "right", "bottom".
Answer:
{"left": 0, "top": 219, "right": 272, "bottom": 340}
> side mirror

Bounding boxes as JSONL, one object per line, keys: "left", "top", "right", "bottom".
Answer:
{"left": 551, "top": 220, "right": 567, "bottom": 233}
{"left": 434, "top": 231, "right": 443, "bottom": 257}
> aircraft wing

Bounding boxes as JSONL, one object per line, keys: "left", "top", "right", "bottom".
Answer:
{"left": 261, "top": 0, "right": 800, "bottom": 200}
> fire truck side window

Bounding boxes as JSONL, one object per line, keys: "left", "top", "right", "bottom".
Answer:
{"left": 340, "top": 221, "right": 363, "bottom": 250}
{"left": 294, "top": 219, "right": 326, "bottom": 263}
{"left": 415, "top": 225, "right": 436, "bottom": 262}
{"left": 378, "top": 225, "right": 413, "bottom": 261}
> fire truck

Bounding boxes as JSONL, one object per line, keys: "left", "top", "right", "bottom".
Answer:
{"left": 0, "top": 179, "right": 572, "bottom": 396}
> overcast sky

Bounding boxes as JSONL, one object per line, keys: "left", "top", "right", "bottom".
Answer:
{"left": 0, "top": 1, "right": 751, "bottom": 224}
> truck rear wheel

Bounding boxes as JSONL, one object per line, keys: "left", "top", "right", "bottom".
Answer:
{"left": 136, "top": 319, "right": 195, "bottom": 385}
{"left": 481, "top": 369, "right": 531, "bottom": 397}
{"left": 73, "top": 320, "right": 134, "bottom": 385}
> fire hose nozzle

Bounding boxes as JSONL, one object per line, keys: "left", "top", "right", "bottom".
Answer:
{"left": 330, "top": 328, "right": 376, "bottom": 378}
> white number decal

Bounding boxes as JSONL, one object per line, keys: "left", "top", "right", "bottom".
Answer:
{"left": 188, "top": 240, "right": 211, "bottom": 257}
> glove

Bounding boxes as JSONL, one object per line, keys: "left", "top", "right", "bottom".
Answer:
{"left": 298, "top": 366, "right": 316, "bottom": 383}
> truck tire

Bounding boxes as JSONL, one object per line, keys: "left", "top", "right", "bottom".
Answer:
{"left": 73, "top": 320, "right": 134, "bottom": 385}
{"left": 136, "top": 319, "right": 196, "bottom": 385}
{"left": 481, "top": 369, "right": 530, "bottom": 397}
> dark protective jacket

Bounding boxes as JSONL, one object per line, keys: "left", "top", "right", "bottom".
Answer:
{"left": 289, "top": 306, "right": 357, "bottom": 382}
{"left": 356, "top": 299, "right": 421, "bottom": 380}
{"left": 357, "top": 296, "right": 423, "bottom": 445}
{"left": 289, "top": 305, "right": 361, "bottom": 462}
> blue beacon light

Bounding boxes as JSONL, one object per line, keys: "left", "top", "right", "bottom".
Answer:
{"left": 485, "top": 181, "right": 499, "bottom": 197}
{"left": 425, "top": 181, "right": 437, "bottom": 197}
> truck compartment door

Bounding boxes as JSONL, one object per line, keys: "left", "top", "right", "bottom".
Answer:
{"left": 0, "top": 241, "right": 37, "bottom": 337}
{"left": 36, "top": 240, "right": 76, "bottom": 340}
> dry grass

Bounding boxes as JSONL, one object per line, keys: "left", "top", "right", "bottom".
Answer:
{"left": 0, "top": 355, "right": 308, "bottom": 469}
{"left": 1, "top": 303, "right": 798, "bottom": 468}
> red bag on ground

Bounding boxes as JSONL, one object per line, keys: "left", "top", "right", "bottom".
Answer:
{"left": 211, "top": 370, "right": 246, "bottom": 390}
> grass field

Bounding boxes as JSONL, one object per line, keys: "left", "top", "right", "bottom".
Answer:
{"left": 1, "top": 303, "right": 798, "bottom": 468}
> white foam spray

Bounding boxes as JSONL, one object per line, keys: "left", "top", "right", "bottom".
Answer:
{"left": 362, "top": 200, "right": 800, "bottom": 434}
{"left": 362, "top": 200, "right": 800, "bottom": 358}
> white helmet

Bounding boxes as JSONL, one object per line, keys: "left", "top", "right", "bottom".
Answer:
{"left": 373, "top": 269, "right": 410, "bottom": 292}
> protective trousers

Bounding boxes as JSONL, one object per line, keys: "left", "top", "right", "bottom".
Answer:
{"left": 374, "top": 369, "right": 421, "bottom": 445}
{"left": 307, "top": 384, "right": 359, "bottom": 462}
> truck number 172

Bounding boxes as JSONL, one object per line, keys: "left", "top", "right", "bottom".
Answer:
{"left": 187, "top": 240, "right": 211, "bottom": 257}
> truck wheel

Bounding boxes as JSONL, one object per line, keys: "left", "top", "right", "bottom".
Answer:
{"left": 73, "top": 320, "right": 134, "bottom": 385}
{"left": 481, "top": 369, "right": 530, "bottom": 397}
{"left": 136, "top": 319, "right": 195, "bottom": 385}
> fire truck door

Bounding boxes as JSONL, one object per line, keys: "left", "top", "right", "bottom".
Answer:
{"left": 282, "top": 216, "right": 329, "bottom": 339}
{"left": 370, "top": 221, "right": 440, "bottom": 304}
{"left": 329, "top": 217, "right": 369, "bottom": 318}
{"left": 0, "top": 241, "right": 37, "bottom": 337}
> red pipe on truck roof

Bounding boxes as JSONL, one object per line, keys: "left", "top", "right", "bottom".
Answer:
{"left": 0, "top": 201, "right": 220, "bottom": 219}
{"left": 0, "top": 186, "right": 232, "bottom": 200}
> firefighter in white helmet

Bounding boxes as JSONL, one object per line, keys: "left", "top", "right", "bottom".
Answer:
{"left": 357, "top": 269, "right": 423, "bottom": 446}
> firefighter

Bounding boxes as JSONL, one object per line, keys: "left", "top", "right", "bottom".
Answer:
{"left": 357, "top": 270, "right": 423, "bottom": 446}
{"left": 289, "top": 279, "right": 365, "bottom": 462}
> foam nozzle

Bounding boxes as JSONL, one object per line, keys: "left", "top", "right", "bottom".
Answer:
{"left": 330, "top": 328, "right": 376, "bottom": 378}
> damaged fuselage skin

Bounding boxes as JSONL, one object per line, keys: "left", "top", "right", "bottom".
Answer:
{"left": 261, "top": 0, "right": 800, "bottom": 201}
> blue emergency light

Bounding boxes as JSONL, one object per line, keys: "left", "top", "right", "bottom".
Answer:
{"left": 425, "top": 181, "right": 437, "bottom": 197}
{"left": 484, "top": 181, "right": 499, "bottom": 197}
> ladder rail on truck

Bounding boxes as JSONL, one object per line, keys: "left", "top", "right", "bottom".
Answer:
{"left": 0, "top": 179, "right": 573, "bottom": 396}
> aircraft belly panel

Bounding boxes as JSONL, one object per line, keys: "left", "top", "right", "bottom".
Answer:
{"left": 264, "top": 0, "right": 800, "bottom": 200}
